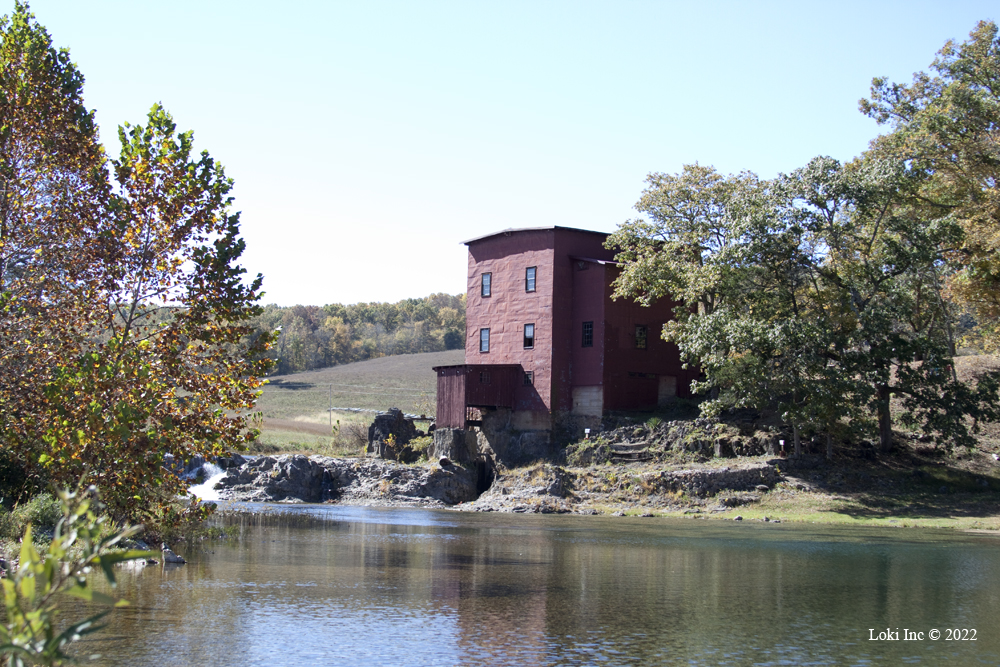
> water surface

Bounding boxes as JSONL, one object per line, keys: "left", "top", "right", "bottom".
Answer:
{"left": 82, "top": 505, "right": 1000, "bottom": 666}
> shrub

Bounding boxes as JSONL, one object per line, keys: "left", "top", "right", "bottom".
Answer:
{"left": 0, "top": 483, "right": 153, "bottom": 666}
{"left": 409, "top": 436, "right": 433, "bottom": 461}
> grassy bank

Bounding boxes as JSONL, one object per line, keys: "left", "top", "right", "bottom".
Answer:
{"left": 486, "top": 437, "right": 1000, "bottom": 531}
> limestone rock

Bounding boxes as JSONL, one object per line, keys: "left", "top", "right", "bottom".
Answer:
{"left": 367, "top": 408, "right": 417, "bottom": 460}
{"left": 161, "top": 544, "right": 186, "bottom": 564}
{"left": 215, "top": 455, "right": 477, "bottom": 506}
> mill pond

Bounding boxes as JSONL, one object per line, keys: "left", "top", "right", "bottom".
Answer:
{"left": 80, "top": 505, "right": 999, "bottom": 666}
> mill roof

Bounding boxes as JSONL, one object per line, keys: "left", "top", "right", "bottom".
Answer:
{"left": 461, "top": 226, "right": 609, "bottom": 246}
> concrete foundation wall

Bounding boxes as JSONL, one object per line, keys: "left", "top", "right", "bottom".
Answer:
{"left": 571, "top": 386, "right": 603, "bottom": 416}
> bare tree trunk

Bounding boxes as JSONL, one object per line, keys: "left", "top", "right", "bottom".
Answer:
{"left": 826, "top": 427, "right": 833, "bottom": 460}
{"left": 877, "top": 384, "right": 893, "bottom": 453}
{"left": 793, "top": 423, "right": 801, "bottom": 457}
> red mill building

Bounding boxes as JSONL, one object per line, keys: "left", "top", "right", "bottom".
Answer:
{"left": 432, "top": 226, "right": 698, "bottom": 465}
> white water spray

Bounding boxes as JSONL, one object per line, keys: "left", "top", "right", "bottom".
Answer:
{"left": 188, "top": 463, "right": 226, "bottom": 501}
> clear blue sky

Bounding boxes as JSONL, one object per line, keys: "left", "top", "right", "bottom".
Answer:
{"left": 24, "top": 1, "right": 998, "bottom": 306}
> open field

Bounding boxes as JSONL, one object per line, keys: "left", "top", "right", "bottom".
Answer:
{"left": 256, "top": 349, "right": 463, "bottom": 422}
{"left": 251, "top": 350, "right": 461, "bottom": 454}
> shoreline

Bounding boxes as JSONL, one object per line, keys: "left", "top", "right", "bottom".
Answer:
{"left": 207, "top": 452, "right": 1000, "bottom": 533}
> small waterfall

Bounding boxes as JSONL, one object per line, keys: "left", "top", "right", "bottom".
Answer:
{"left": 188, "top": 462, "right": 227, "bottom": 501}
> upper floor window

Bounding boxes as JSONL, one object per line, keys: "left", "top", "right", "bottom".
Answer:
{"left": 635, "top": 325, "right": 648, "bottom": 349}
{"left": 524, "top": 370, "right": 534, "bottom": 385}
{"left": 480, "top": 328, "right": 490, "bottom": 353}
{"left": 523, "top": 323, "right": 535, "bottom": 349}
{"left": 481, "top": 272, "right": 491, "bottom": 297}
{"left": 582, "top": 321, "right": 593, "bottom": 347}
{"left": 525, "top": 266, "right": 536, "bottom": 292}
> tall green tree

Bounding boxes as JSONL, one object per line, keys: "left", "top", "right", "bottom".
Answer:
{"left": 610, "top": 156, "right": 998, "bottom": 453}
{"left": 861, "top": 19, "right": 1000, "bottom": 350}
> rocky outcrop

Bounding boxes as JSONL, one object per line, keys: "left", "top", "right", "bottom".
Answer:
{"left": 630, "top": 463, "right": 781, "bottom": 497}
{"left": 214, "top": 454, "right": 478, "bottom": 506}
{"left": 219, "top": 455, "right": 332, "bottom": 502}
{"left": 465, "top": 464, "right": 577, "bottom": 513}
{"left": 367, "top": 408, "right": 418, "bottom": 460}
{"left": 430, "top": 428, "right": 478, "bottom": 463}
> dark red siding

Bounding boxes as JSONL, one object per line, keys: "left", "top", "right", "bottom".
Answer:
{"left": 435, "top": 366, "right": 468, "bottom": 428}
{"left": 551, "top": 230, "right": 617, "bottom": 411}
{"left": 601, "top": 265, "right": 700, "bottom": 408}
{"left": 434, "top": 364, "right": 522, "bottom": 428}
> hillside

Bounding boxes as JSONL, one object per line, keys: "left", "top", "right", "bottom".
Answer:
{"left": 256, "top": 349, "right": 464, "bottom": 431}
{"left": 253, "top": 295, "right": 466, "bottom": 374}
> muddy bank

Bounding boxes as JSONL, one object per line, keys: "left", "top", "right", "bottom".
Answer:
{"left": 460, "top": 461, "right": 783, "bottom": 514}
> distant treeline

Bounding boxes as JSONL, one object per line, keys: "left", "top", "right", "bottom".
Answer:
{"left": 253, "top": 293, "right": 466, "bottom": 374}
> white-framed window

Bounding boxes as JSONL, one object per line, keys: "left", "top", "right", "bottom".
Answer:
{"left": 481, "top": 272, "right": 491, "bottom": 297}
{"left": 480, "top": 328, "right": 490, "bottom": 353}
{"left": 523, "top": 323, "right": 534, "bottom": 349}
{"left": 525, "top": 266, "right": 536, "bottom": 292}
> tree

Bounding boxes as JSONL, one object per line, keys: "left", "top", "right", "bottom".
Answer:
{"left": 861, "top": 20, "right": 1000, "bottom": 350}
{"left": 609, "top": 156, "right": 999, "bottom": 453}
{"left": 607, "top": 164, "right": 753, "bottom": 318}
{"left": 0, "top": 1, "right": 110, "bottom": 494}
{"left": 0, "top": 5, "right": 273, "bottom": 524}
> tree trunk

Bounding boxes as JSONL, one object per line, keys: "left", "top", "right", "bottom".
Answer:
{"left": 876, "top": 384, "right": 893, "bottom": 453}
{"left": 826, "top": 427, "right": 833, "bottom": 460}
{"left": 793, "top": 423, "right": 801, "bottom": 457}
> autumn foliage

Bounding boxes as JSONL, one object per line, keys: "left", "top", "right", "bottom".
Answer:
{"left": 0, "top": 4, "right": 272, "bottom": 524}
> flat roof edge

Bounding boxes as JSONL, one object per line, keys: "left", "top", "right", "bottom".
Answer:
{"left": 461, "top": 226, "right": 610, "bottom": 246}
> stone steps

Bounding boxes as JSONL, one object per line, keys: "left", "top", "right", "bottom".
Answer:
{"left": 610, "top": 442, "right": 653, "bottom": 462}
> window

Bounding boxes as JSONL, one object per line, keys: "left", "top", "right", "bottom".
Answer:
{"left": 479, "top": 371, "right": 491, "bottom": 384}
{"left": 582, "top": 321, "right": 593, "bottom": 347}
{"left": 523, "top": 323, "right": 534, "bottom": 349}
{"left": 524, "top": 370, "right": 534, "bottom": 386}
{"left": 481, "top": 272, "right": 491, "bottom": 297}
{"left": 525, "top": 266, "right": 536, "bottom": 292}
{"left": 635, "top": 325, "right": 647, "bottom": 349}
{"left": 480, "top": 328, "right": 490, "bottom": 353}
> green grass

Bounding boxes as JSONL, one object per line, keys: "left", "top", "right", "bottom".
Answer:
{"left": 0, "top": 494, "right": 64, "bottom": 556}
{"left": 722, "top": 488, "right": 1000, "bottom": 530}
{"left": 251, "top": 428, "right": 365, "bottom": 458}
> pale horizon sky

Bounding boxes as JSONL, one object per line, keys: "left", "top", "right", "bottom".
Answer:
{"left": 24, "top": 1, "right": 998, "bottom": 306}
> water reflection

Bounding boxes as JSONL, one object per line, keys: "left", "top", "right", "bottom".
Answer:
{"left": 80, "top": 506, "right": 1000, "bottom": 666}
